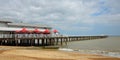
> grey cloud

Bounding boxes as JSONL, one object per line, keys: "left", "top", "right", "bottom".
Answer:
{"left": 0, "top": 0, "right": 120, "bottom": 35}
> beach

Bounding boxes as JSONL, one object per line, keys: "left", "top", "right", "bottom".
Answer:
{"left": 0, "top": 46, "right": 120, "bottom": 60}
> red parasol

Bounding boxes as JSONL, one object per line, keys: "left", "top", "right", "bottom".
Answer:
{"left": 15, "top": 30, "right": 20, "bottom": 33}
{"left": 33, "top": 28, "right": 41, "bottom": 33}
{"left": 19, "top": 27, "right": 29, "bottom": 33}
{"left": 53, "top": 29, "right": 58, "bottom": 33}
{"left": 43, "top": 29, "right": 50, "bottom": 34}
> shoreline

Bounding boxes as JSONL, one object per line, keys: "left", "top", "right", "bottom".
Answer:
{"left": 59, "top": 48, "right": 120, "bottom": 58}
{"left": 0, "top": 46, "right": 120, "bottom": 60}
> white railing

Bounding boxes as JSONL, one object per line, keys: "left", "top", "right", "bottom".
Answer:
{"left": 0, "top": 33, "right": 62, "bottom": 38}
{"left": 0, "top": 34, "right": 51, "bottom": 38}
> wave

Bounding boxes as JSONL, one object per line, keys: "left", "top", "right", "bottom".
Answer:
{"left": 59, "top": 48, "right": 120, "bottom": 58}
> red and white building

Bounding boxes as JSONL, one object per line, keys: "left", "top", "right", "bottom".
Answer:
{"left": 0, "top": 20, "right": 59, "bottom": 38}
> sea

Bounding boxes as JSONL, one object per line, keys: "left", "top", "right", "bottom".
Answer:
{"left": 59, "top": 36, "right": 120, "bottom": 58}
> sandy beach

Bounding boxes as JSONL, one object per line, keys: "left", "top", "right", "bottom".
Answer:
{"left": 0, "top": 46, "right": 120, "bottom": 60}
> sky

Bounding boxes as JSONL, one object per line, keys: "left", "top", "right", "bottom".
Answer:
{"left": 0, "top": 0, "right": 120, "bottom": 36}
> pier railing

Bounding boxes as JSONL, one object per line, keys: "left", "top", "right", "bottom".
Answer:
{"left": 0, "top": 34, "right": 53, "bottom": 38}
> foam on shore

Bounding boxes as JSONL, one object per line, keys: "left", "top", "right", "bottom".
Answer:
{"left": 59, "top": 48, "right": 120, "bottom": 58}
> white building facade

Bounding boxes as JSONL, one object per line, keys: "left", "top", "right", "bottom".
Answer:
{"left": 0, "top": 20, "right": 53, "bottom": 38}
{"left": 0, "top": 20, "right": 51, "bottom": 31}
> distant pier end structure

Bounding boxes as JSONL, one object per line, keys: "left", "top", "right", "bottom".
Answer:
{"left": 0, "top": 20, "right": 108, "bottom": 46}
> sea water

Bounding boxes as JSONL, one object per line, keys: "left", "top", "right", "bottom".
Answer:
{"left": 59, "top": 36, "right": 120, "bottom": 58}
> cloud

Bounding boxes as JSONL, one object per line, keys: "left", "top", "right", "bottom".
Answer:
{"left": 0, "top": 0, "right": 120, "bottom": 35}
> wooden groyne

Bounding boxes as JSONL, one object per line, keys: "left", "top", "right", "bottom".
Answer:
{"left": 0, "top": 35, "right": 108, "bottom": 46}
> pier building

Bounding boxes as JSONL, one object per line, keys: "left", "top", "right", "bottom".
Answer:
{"left": 0, "top": 20, "right": 107, "bottom": 46}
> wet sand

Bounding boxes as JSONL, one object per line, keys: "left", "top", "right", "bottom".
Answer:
{"left": 0, "top": 46, "right": 120, "bottom": 60}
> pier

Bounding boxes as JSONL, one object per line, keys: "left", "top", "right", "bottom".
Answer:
{"left": 0, "top": 20, "right": 108, "bottom": 46}
{"left": 0, "top": 34, "right": 108, "bottom": 46}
